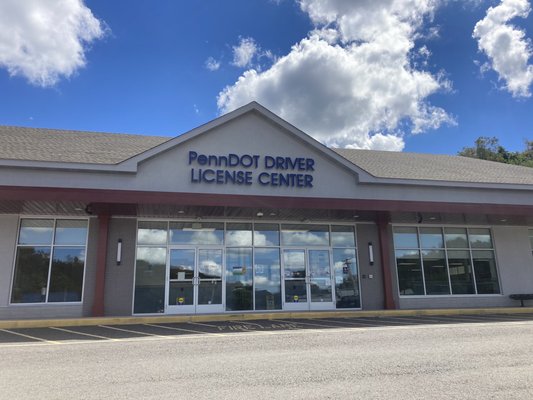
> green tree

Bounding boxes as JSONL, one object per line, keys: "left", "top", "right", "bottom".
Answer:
{"left": 458, "top": 137, "right": 533, "bottom": 168}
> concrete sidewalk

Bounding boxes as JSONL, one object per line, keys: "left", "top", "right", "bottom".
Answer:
{"left": 1, "top": 306, "right": 533, "bottom": 329}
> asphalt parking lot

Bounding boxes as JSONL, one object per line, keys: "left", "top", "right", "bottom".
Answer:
{"left": 2, "top": 312, "right": 533, "bottom": 346}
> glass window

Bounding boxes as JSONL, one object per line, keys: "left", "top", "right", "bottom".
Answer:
{"left": 528, "top": 229, "right": 533, "bottom": 257}
{"left": 48, "top": 247, "right": 85, "bottom": 302}
{"left": 134, "top": 247, "right": 166, "bottom": 313}
{"left": 394, "top": 226, "right": 500, "bottom": 297}
{"left": 281, "top": 224, "right": 329, "bottom": 246}
{"left": 444, "top": 228, "right": 468, "bottom": 249}
{"left": 333, "top": 248, "right": 360, "bottom": 308}
{"left": 54, "top": 220, "right": 88, "bottom": 245}
{"left": 197, "top": 249, "right": 223, "bottom": 306}
{"left": 468, "top": 228, "right": 493, "bottom": 249}
{"left": 422, "top": 250, "right": 450, "bottom": 295}
{"left": 447, "top": 250, "right": 475, "bottom": 294}
{"left": 254, "top": 224, "right": 279, "bottom": 246}
{"left": 393, "top": 227, "right": 418, "bottom": 248}
{"left": 419, "top": 228, "right": 444, "bottom": 249}
{"left": 18, "top": 219, "right": 54, "bottom": 245}
{"left": 395, "top": 249, "right": 424, "bottom": 295}
{"left": 472, "top": 250, "right": 500, "bottom": 294}
{"left": 226, "top": 223, "right": 252, "bottom": 246}
{"left": 169, "top": 222, "right": 223, "bottom": 245}
{"left": 11, "top": 219, "right": 88, "bottom": 304}
{"left": 331, "top": 225, "right": 356, "bottom": 247}
{"left": 254, "top": 248, "right": 281, "bottom": 310}
{"left": 11, "top": 247, "right": 51, "bottom": 303}
{"left": 308, "top": 250, "right": 333, "bottom": 303}
{"left": 137, "top": 221, "right": 167, "bottom": 245}
{"left": 225, "top": 248, "right": 253, "bottom": 311}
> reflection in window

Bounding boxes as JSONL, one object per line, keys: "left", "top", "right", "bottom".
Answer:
{"left": 134, "top": 247, "right": 166, "bottom": 313}
{"left": 422, "top": 250, "right": 449, "bottom": 295}
{"left": 393, "top": 227, "right": 418, "bottom": 248}
{"left": 333, "top": 248, "right": 360, "bottom": 308}
{"left": 137, "top": 221, "right": 167, "bottom": 245}
{"left": 198, "top": 249, "right": 223, "bottom": 305}
{"left": 11, "top": 247, "right": 51, "bottom": 303}
{"left": 444, "top": 228, "right": 468, "bottom": 249}
{"left": 48, "top": 247, "right": 85, "bottom": 302}
{"left": 254, "top": 224, "right": 280, "bottom": 246}
{"left": 254, "top": 248, "right": 281, "bottom": 310}
{"left": 133, "top": 221, "right": 361, "bottom": 311}
{"left": 281, "top": 224, "right": 329, "bottom": 246}
{"left": 419, "top": 228, "right": 444, "bottom": 249}
{"left": 11, "top": 219, "right": 88, "bottom": 304}
{"left": 331, "top": 226, "right": 355, "bottom": 247}
{"left": 447, "top": 250, "right": 475, "bottom": 294}
{"left": 395, "top": 249, "right": 424, "bottom": 295}
{"left": 226, "top": 223, "right": 252, "bottom": 246}
{"left": 169, "top": 222, "right": 223, "bottom": 245}
{"left": 473, "top": 250, "right": 500, "bottom": 294}
{"left": 468, "top": 228, "right": 493, "bottom": 248}
{"left": 226, "top": 248, "right": 253, "bottom": 311}
{"left": 18, "top": 219, "right": 53, "bottom": 245}
{"left": 393, "top": 226, "right": 500, "bottom": 296}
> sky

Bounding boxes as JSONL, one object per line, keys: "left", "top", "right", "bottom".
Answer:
{"left": 0, "top": 0, "right": 532, "bottom": 155}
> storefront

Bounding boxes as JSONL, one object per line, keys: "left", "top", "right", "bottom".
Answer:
{"left": 0, "top": 102, "right": 532, "bottom": 319}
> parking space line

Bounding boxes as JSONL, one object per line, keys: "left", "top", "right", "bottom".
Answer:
{"left": 188, "top": 321, "right": 220, "bottom": 328}
{"left": 99, "top": 325, "right": 169, "bottom": 338}
{"left": 386, "top": 316, "right": 447, "bottom": 325}
{"left": 316, "top": 318, "right": 403, "bottom": 327}
{"left": 145, "top": 323, "right": 223, "bottom": 336}
{"left": 0, "top": 328, "right": 59, "bottom": 344}
{"left": 235, "top": 321, "right": 265, "bottom": 328}
{"left": 50, "top": 327, "right": 119, "bottom": 341}
{"left": 275, "top": 319, "right": 339, "bottom": 328}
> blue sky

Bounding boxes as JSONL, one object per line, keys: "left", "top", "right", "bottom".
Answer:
{"left": 0, "top": 0, "right": 532, "bottom": 155}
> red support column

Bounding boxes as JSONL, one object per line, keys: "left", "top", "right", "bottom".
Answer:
{"left": 377, "top": 212, "right": 397, "bottom": 310}
{"left": 92, "top": 214, "right": 110, "bottom": 317}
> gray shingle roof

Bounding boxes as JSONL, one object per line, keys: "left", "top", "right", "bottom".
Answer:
{"left": 0, "top": 125, "right": 168, "bottom": 164}
{"left": 1, "top": 125, "right": 532, "bottom": 185}
{"left": 333, "top": 148, "right": 533, "bottom": 185}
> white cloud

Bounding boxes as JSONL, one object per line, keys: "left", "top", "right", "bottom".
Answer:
{"left": 217, "top": 0, "right": 454, "bottom": 151}
{"left": 205, "top": 56, "right": 221, "bottom": 71}
{"left": 473, "top": 0, "right": 533, "bottom": 97}
{"left": 0, "top": 0, "right": 105, "bottom": 87}
{"left": 231, "top": 37, "right": 258, "bottom": 68}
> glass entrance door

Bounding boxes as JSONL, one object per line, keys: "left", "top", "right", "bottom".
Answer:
{"left": 167, "top": 248, "right": 223, "bottom": 314}
{"left": 282, "top": 249, "right": 334, "bottom": 310}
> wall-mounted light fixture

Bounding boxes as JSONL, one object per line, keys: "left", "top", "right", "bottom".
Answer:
{"left": 368, "top": 242, "right": 374, "bottom": 266}
{"left": 116, "top": 239, "right": 122, "bottom": 266}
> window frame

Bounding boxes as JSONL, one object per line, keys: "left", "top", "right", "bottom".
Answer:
{"left": 9, "top": 217, "right": 90, "bottom": 305}
{"left": 132, "top": 219, "right": 361, "bottom": 314}
{"left": 393, "top": 224, "right": 502, "bottom": 297}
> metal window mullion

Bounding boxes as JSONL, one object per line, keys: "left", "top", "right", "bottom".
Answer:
{"left": 252, "top": 247, "right": 255, "bottom": 311}
{"left": 45, "top": 219, "right": 58, "bottom": 303}
{"left": 442, "top": 228, "right": 453, "bottom": 295}
{"left": 417, "top": 227, "right": 428, "bottom": 296}
{"left": 466, "top": 229, "right": 479, "bottom": 295}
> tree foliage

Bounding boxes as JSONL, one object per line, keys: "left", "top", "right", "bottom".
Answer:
{"left": 458, "top": 137, "right": 533, "bottom": 168}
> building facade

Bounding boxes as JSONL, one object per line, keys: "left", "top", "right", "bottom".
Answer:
{"left": 0, "top": 102, "right": 532, "bottom": 320}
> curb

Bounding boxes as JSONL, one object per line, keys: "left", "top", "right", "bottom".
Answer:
{"left": 0, "top": 307, "right": 532, "bottom": 329}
